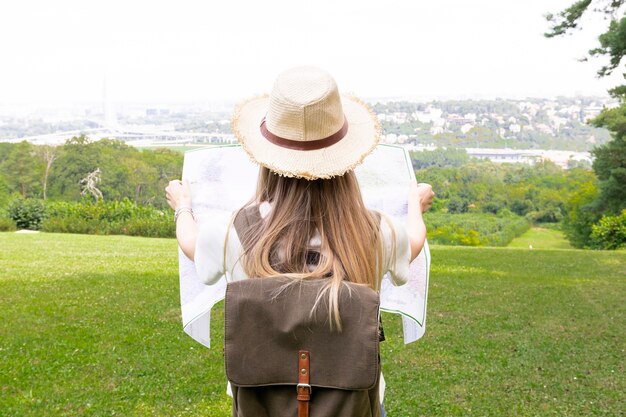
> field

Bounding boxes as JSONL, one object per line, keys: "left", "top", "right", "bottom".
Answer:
{"left": 0, "top": 232, "right": 624, "bottom": 416}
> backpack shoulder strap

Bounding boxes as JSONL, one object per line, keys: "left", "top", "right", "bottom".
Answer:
{"left": 232, "top": 205, "right": 263, "bottom": 252}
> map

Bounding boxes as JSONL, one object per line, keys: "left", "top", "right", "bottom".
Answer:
{"left": 180, "top": 144, "right": 430, "bottom": 347}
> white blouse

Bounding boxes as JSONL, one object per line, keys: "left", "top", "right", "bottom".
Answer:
{"left": 194, "top": 204, "right": 411, "bottom": 288}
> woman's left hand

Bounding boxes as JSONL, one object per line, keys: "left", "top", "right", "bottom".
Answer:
{"left": 409, "top": 182, "right": 435, "bottom": 213}
{"left": 165, "top": 179, "right": 192, "bottom": 210}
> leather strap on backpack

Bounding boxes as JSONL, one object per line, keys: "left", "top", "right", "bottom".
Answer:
{"left": 297, "top": 350, "right": 311, "bottom": 417}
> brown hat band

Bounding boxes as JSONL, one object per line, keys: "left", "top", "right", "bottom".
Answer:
{"left": 260, "top": 117, "right": 349, "bottom": 151}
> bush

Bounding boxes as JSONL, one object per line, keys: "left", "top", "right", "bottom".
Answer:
{"left": 562, "top": 182, "right": 600, "bottom": 248}
{"left": 510, "top": 199, "right": 535, "bottom": 216}
{"left": 41, "top": 217, "right": 108, "bottom": 235}
{"left": 41, "top": 199, "right": 174, "bottom": 238}
{"left": 526, "top": 206, "right": 564, "bottom": 223}
{"left": 45, "top": 198, "right": 160, "bottom": 222}
{"left": 482, "top": 199, "right": 506, "bottom": 215}
{"left": 109, "top": 217, "right": 174, "bottom": 238}
{"left": 447, "top": 197, "right": 469, "bottom": 214}
{"left": 0, "top": 216, "right": 16, "bottom": 231}
{"left": 590, "top": 210, "right": 626, "bottom": 250}
{"left": 7, "top": 198, "right": 46, "bottom": 230}
{"left": 425, "top": 212, "right": 530, "bottom": 246}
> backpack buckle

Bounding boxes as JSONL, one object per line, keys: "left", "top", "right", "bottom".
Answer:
{"left": 297, "top": 383, "right": 312, "bottom": 395}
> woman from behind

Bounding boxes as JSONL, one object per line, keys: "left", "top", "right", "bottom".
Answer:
{"left": 166, "top": 66, "right": 434, "bottom": 416}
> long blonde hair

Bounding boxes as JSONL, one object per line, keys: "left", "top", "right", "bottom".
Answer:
{"left": 238, "top": 167, "right": 384, "bottom": 330}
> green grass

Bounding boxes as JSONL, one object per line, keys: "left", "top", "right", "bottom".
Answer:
{"left": 1, "top": 232, "right": 624, "bottom": 416}
{"left": 508, "top": 227, "right": 573, "bottom": 250}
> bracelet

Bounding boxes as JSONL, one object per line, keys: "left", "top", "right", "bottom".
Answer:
{"left": 174, "top": 206, "right": 195, "bottom": 222}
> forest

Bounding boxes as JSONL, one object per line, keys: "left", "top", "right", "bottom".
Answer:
{"left": 1, "top": 137, "right": 623, "bottom": 249}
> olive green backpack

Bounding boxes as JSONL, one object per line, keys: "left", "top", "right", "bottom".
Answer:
{"left": 224, "top": 207, "right": 382, "bottom": 417}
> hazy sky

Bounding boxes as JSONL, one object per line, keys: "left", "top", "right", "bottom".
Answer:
{"left": 0, "top": 0, "right": 622, "bottom": 104}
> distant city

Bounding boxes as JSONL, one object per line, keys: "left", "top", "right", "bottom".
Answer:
{"left": 0, "top": 94, "right": 617, "bottom": 169}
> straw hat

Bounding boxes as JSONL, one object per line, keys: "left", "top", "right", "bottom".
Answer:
{"left": 232, "top": 66, "right": 380, "bottom": 179}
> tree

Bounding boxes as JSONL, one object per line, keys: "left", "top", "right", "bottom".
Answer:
{"left": 48, "top": 136, "right": 93, "bottom": 200}
{"left": 589, "top": 105, "right": 626, "bottom": 214}
{"left": 0, "top": 174, "right": 9, "bottom": 208}
{"left": 546, "top": 1, "right": 626, "bottom": 246}
{"left": 545, "top": 1, "right": 626, "bottom": 96}
{"left": 80, "top": 168, "right": 104, "bottom": 200}
{"left": 562, "top": 179, "right": 601, "bottom": 248}
{"left": 36, "top": 145, "right": 58, "bottom": 200}
{"left": 1, "top": 141, "right": 41, "bottom": 198}
{"left": 410, "top": 147, "right": 470, "bottom": 169}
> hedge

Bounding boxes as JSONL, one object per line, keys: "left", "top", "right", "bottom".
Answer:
{"left": 3, "top": 198, "right": 530, "bottom": 246}
{"left": 424, "top": 212, "right": 530, "bottom": 246}
{"left": 4, "top": 198, "right": 174, "bottom": 238}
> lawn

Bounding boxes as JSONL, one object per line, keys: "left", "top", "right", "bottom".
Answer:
{"left": 0, "top": 232, "right": 624, "bottom": 416}
{"left": 508, "top": 227, "right": 573, "bottom": 250}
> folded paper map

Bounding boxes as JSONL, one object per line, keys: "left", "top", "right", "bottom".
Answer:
{"left": 179, "top": 144, "right": 429, "bottom": 347}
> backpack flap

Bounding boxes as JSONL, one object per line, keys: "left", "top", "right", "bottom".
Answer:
{"left": 225, "top": 277, "right": 380, "bottom": 390}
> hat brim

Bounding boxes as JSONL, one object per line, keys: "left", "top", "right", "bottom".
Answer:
{"left": 232, "top": 94, "right": 381, "bottom": 179}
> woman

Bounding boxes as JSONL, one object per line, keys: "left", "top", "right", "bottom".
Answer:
{"left": 166, "top": 66, "right": 434, "bottom": 416}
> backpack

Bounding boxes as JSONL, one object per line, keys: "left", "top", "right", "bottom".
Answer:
{"left": 224, "top": 207, "right": 382, "bottom": 417}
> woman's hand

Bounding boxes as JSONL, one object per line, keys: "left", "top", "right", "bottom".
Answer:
{"left": 407, "top": 182, "right": 434, "bottom": 261}
{"left": 165, "top": 179, "right": 192, "bottom": 211}
{"left": 165, "top": 179, "right": 197, "bottom": 261}
{"left": 409, "top": 182, "right": 435, "bottom": 213}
